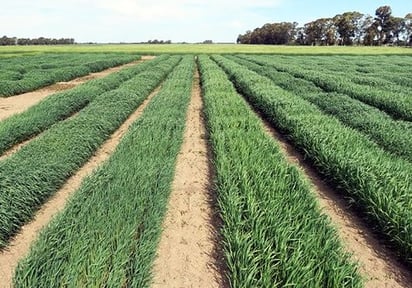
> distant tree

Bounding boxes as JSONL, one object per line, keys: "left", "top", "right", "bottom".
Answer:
{"left": 304, "top": 18, "right": 337, "bottom": 45}
{"left": 405, "top": 13, "right": 412, "bottom": 45}
{"left": 389, "top": 17, "right": 406, "bottom": 44}
{"left": 203, "top": 40, "right": 213, "bottom": 44}
{"left": 333, "top": 12, "right": 363, "bottom": 45}
{"left": 363, "top": 20, "right": 379, "bottom": 45}
{"left": 17, "top": 38, "right": 30, "bottom": 45}
{"left": 323, "top": 18, "right": 338, "bottom": 45}
{"left": 237, "top": 30, "right": 252, "bottom": 44}
{"left": 357, "top": 15, "right": 374, "bottom": 44}
{"left": 294, "top": 26, "right": 306, "bottom": 45}
{"left": 375, "top": 5, "right": 393, "bottom": 44}
{"left": 12, "top": 37, "right": 74, "bottom": 45}
{"left": 0, "top": 35, "right": 16, "bottom": 45}
{"left": 236, "top": 4, "right": 409, "bottom": 47}
{"left": 304, "top": 20, "right": 321, "bottom": 45}
{"left": 237, "top": 22, "right": 297, "bottom": 45}
{"left": 146, "top": 39, "right": 171, "bottom": 44}
{"left": 250, "top": 27, "right": 264, "bottom": 44}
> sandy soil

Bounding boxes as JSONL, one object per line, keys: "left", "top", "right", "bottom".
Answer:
{"left": 0, "top": 85, "right": 161, "bottom": 288}
{"left": 259, "top": 118, "right": 412, "bottom": 288}
{"left": 152, "top": 68, "right": 227, "bottom": 288}
{"left": 0, "top": 57, "right": 154, "bottom": 122}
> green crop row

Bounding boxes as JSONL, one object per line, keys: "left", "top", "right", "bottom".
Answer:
{"left": 211, "top": 55, "right": 412, "bottom": 267}
{"left": 278, "top": 56, "right": 412, "bottom": 96}
{"left": 13, "top": 56, "right": 194, "bottom": 287}
{"left": 252, "top": 55, "right": 412, "bottom": 122}
{"left": 277, "top": 55, "right": 412, "bottom": 75}
{"left": 231, "top": 55, "right": 412, "bottom": 163}
{"left": 0, "top": 55, "right": 181, "bottom": 249}
{"left": 0, "top": 55, "right": 168, "bottom": 156}
{"left": 0, "top": 53, "right": 139, "bottom": 96}
{"left": 0, "top": 53, "right": 134, "bottom": 72}
{"left": 198, "top": 55, "right": 361, "bottom": 287}
{"left": 280, "top": 55, "right": 412, "bottom": 97}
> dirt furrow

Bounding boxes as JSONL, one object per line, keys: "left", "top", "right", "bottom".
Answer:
{"left": 152, "top": 68, "right": 227, "bottom": 288}
{"left": 0, "top": 56, "right": 155, "bottom": 122}
{"left": 257, "top": 116, "right": 412, "bottom": 287}
{"left": 0, "top": 85, "right": 161, "bottom": 288}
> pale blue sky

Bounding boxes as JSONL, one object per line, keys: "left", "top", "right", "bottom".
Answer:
{"left": 1, "top": 0, "right": 411, "bottom": 43}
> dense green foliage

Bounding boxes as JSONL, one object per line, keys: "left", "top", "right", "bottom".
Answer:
{"left": 199, "top": 55, "right": 361, "bottom": 287}
{"left": 13, "top": 56, "right": 194, "bottom": 287}
{"left": 229, "top": 55, "right": 412, "bottom": 163}
{"left": 1, "top": 52, "right": 410, "bottom": 286}
{"left": 283, "top": 55, "right": 412, "bottom": 88}
{"left": 0, "top": 55, "right": 169, "bottom": 156}
{"left": 212, "top": 55, "right": 412, "bottom": 266}
{"left": 0, "top": 53, "right": 138, "bottom": 96}
{"left": 0, "top": 56, "right": 181, "bottom": 248}
{"left": 272, "top": 55, "right": 412, "bottom": 97}
{"left": 252, "top": 55, "right": 412, "bottom": 121}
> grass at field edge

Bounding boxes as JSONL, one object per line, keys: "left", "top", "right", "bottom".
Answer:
{"left": 0, "top": 44, "right": 412, "bottom": 55}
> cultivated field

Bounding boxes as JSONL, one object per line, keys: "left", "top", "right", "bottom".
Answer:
{"left": 0, "top": 48, "right": 411, "bottom": 287}
{"left": 1, "top": 44, "right": 412, "bottom": 55}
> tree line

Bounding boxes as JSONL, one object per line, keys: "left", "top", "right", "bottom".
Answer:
{"left": 0, "top": 36, "right": 75, "bottom": 46}
{"left": 237, "top": 6, "right": 412, "bottom": 46}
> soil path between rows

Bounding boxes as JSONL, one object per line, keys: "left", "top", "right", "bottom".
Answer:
{"left": 152, "top": 68, "right": 227, "bottom": 288}
{"left": 0, "top": 84, "right": 161, "bottom": 288}
{"left": 258, "top": 116, "right": 412, "bottom": 287}
{"left": 0, "top": 56, "right": 155, "bottom": 122}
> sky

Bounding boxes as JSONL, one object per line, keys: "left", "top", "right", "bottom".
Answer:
{"left": 1, "top": 0, "right": 412, "bottom": 43}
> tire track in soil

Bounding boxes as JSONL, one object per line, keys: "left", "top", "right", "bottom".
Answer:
{"left": 248, "top": 103, "right": 412, "bottom": 287}
{"left": 152, "top": 67, "right": 228, "bottom": 288}
{"left": 0, "top": 56, "right": 155, "bottom": 122}
{"left": 0, "top": 85, "right": 162, "bottom": 288}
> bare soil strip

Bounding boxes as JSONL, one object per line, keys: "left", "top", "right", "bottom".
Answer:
{"left": 256, "top": 115, "right": 412, "bottom": 287}
{"left": 152, "top": 68, "right": 227, "bottom": 288}
{"left": 0, "top": 85, "right": 161, "bottom": 288}
{"left": 0, "top": 56, "right": 155, "bottom": 122}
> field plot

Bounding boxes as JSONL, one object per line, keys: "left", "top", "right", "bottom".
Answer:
{"left": 213, "top": 55, "right": 412, "bottom": 265}
{"left": 0, "top": 53, "right": 139, "bottom": 96}
{"left": 1, "top": 43, "right": 412, "bottom": 55}
{"left": 246, "top": 55, "right": 412, "bottom": 121}
{"left": 0, "top": 51, "right": 411, "bottom": 288}
{"left": 229, "top": 55, "right": 412, "bottom": 163}
{"left": 0, "top": 55, "right": 180, "bottom": 249}
{"left": 199, "top": 55, "right": 361, "bottom": 287}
